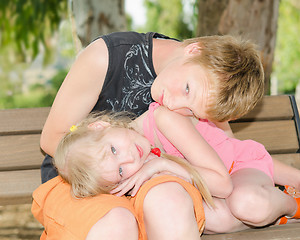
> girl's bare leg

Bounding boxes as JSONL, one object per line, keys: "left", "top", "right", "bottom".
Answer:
{"left": 86, "top": 207, "right": 138, "bottom": 240}
{"left": 204, "top": 168, "right": 300, "bottom": 234}
{"left": 143, "top": 182, "right": 201, "bottom": 240}
{"left": 227, "top": 168, "right": 298, "bottom": 226}
{"left": 203, "top": 198, "right": 248, "bottom": 234}
{"left": 272, "top": 157, "right": 300, "bottom": 190}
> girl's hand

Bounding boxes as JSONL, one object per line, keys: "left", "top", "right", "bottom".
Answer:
{"left": 110, "top": 157, "right": 191, "bottom": 197}
{"left": 110, "top": 158, "right": 161, "bottom": 197}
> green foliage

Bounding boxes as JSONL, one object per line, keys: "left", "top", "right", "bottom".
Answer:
{"left": 0, "top": 68, "right": 67, "bottom": 109}
{"left": 273, "top": 0, "right": 300, "bottom": 93}
{"left": 143, "top": 0, "right": 196, "bottom": 40}
{"left": 0, "top": 0, "right": 75, "bottom": 109}
{"left": 0, "top": 0, "right": 67, "bottom": 63}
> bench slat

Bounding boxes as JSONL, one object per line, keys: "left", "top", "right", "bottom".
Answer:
{"left": 238, "top": 95, "right": 294, "bottom": 121}
{"left": 0, "top": 169, "right": 41, "bottom": 205}
{"left": 0, "top": 107, "right": 49, "bottom": 135}
{"left": 231, "top": 120, "right": 299, "bottom": 154}
{"left": 0, "top": 134, "right": 43, "bottom": 171}
{"left": 202, "top": 223, "right": 300, "bottom": 240}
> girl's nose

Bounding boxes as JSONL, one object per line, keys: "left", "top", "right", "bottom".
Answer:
{"left": 120, "top": 152, "right": 135, "bottom": 164}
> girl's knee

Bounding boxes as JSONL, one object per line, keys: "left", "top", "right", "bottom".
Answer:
{"left": 107, "top": 207, "right": 137, "bottom": 227}
{"left": 227, "top": 186, "right": 272, "bottom": 224}
{"left": 86, "top": 207, "right": 138, "bottom": 240}
{"left": 144, "top": 181, "right": 194, "bottom": 212}
{"left": 204, "top": 201, "right": 240, "bottom": 234}
{"left": 143, "top": 182, "right": 199, "bottom": 239}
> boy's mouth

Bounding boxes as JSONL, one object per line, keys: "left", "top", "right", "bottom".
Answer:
{"left": 158, "top": 91, "right": 164, "bottom": 105}
{"left": 136, "top": 144, "right": 143, "bottom": 158}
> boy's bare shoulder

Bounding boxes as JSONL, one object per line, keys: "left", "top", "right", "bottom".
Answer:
{"left": 77, "top": 38, "right": 108, "bottom": 65}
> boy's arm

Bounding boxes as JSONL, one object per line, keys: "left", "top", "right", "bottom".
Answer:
{"left": 40, "top": 38, "right": 108, "bottom": 157}
{"left": 154, "top": 106, "right": 233, "bottom": 198}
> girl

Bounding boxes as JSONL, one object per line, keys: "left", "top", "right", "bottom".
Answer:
{"left": 54, "top": 103, "right": 300, "bottom": 234}
{"left": 33, "top": 111, "right": 212, "bottom": 240}
{"left": 54, "top": 111, "right": 214, "bottom": 207}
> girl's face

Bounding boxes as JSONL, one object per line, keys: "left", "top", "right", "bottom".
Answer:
{"left": 151, "top": 58, "right": 211, "bottom": 120}
{"left": 95, "top": 127, "right": 151, "bottom": 184}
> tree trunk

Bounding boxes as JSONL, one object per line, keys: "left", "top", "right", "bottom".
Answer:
{"left": 196, "top": 0, "right": 279, "bottom": 94}
{"left": 71, "top": 0, "right": 126, "bottom": 48}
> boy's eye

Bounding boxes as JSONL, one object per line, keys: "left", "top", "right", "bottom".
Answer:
{"left": 111, "top": 146, "right": 117, "bottom": 155}
{"left": 119, "top": 167, "right": 123, "bottom": 177}
{"left": 185, "top": 84, "right": 190, "bottom": 94}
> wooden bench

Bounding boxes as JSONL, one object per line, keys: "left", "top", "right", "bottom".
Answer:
{"left": 0, "top": 107, "right": 49, "bottom": 205}
{"left": 0, "top": 95, "right": 300, "bottom": 239}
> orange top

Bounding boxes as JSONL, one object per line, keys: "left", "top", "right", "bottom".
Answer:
{"left": 32, "top": 175, "right": 205, "bottom": 239}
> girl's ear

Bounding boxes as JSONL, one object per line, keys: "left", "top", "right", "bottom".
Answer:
{"left": 184, "top": 42, "right": 202, "bottom": 56}
{"left": 88, "top": 121, "right": 111, "bottom": 130}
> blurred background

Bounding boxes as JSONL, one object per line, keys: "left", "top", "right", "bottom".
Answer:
{"left": 0, "top": 0, "right": 300, "bottom": 110}
{"left": 0, "top": 0, "right": 299, "bottom": 239}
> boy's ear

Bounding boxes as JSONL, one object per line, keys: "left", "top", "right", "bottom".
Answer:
{"left": 88, "top": 121, "right": 111, "bottom": 130}
{"left": 184, "top": 42, "right": 202, "bottom": 56}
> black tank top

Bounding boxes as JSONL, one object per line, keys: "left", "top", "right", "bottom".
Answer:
{"left": 92, "top": 31, "right": 177, "bottom": 116}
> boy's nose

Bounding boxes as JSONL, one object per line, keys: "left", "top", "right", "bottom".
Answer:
{"left": 167, "top": 98, "right": 184, "bottom": 111}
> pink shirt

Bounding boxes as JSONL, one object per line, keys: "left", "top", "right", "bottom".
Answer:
{"left": 143, "top": 102, "right": 274, "bottom": 180}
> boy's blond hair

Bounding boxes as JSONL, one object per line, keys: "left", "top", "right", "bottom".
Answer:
{"left": 183, "top": 35, "right": 264, "bottom": 122}
{"left": 54, "top": 112, "right": 214, "bottom": 207}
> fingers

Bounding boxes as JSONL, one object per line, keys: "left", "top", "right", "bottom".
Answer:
{"left": 110, "top": 172, "right": 191, "bottom": 197}
{"left": 110, "top": 178, "right": 133, "bottom": 196}
{"left": 110, "top": 173, "right": 150, "bottom": 197}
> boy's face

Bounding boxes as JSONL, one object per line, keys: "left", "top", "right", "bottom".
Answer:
{"left": 151, "top": 60, "right": 211, "bottom": 119}
{"left": 95, "top": 127, "right": 151, "bottom": 184}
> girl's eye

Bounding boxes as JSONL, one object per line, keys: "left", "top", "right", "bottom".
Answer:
{"left": 185, "top": 84, "right": 190, "bottom": 94}
{"left": 119, "top": 167, "right": 123, "bottom": 177}
{"left": 111, "top": 146, "right": 117, "bottom": 155}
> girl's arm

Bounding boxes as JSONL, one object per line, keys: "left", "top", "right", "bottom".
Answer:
{"left": 213, "top": 121, "right": 235, "bottom": 138}
{"left": 40, "top": 38, "right": 108, "bottom": 157}
{"left": 111, "top": 156, "right": 192, "bottom": 197}
{"left": 154, "top": 106, "right": 233, "bottom": 198}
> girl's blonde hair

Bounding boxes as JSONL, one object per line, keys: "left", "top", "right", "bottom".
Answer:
{"left": 160, "top": 152, "right": 214, "bottom": 208}
{"left": 183, "top": 35, "right": 264, "bottom": 122}
{"left": 54, "top": 111, "right": 134, "bottom": 198}
{"left": 54, "top": 111, "right": 214, "bottom": 207}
